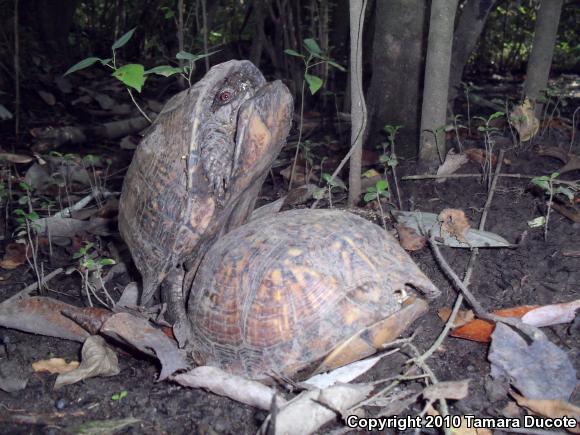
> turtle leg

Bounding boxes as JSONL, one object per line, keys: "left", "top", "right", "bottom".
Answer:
{"left": 162, "top": 264, "right": 193, "bottom": 348}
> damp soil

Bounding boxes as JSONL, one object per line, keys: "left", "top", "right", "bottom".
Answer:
{"left": 1, "top": 131, "right": 579, "bottom": 434}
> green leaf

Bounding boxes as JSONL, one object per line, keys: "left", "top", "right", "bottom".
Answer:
{"left": 100, "top": 58, "right": 113, "bottom": 66}
{"left": 489, "top": 111, "right": 505, "bottom": 121}
{"left": 26, "top": 211, "right": 40, "bottom": 221}
{"left": 99, "top": 258, "right": 116, "bottom": 266}
{"left": 313, "top": 188, "right": 325, "bottom": 200}
{"left": 376, "top": 179, "right": 389, "bottom": 192}
{"left": 176, "top": 50, "right": 219, "bottom": 61}
{"left": 284, "top": 49, "right": 304, "bottom": 58}
{"left": 531, "top": 176, "right": 550, "bottom": 191}
{"left": 555, "top": 186, "right": 575, "bottom": 202}
{"left": 111, "top": 28, "right": 136, "bottom": 51}
{"left": 303, "top": 38, "right": 322, "bottom": 56}
{"left": 527, "top": 216, "right": 545, "bottom": 228}
{"left": 363, "top": 192, "right": 376, "bottom": 203}
{"left": 19, "top": 181, "right": 32, "bottom": 191}
{"left": 304, "top": 74, "right": 323, "bottom": 95}
{"left": 112, "top": 64, "right": 146, "bottom": 92}
{"left": 64, "top": 57, "right": 101, "bottom": 76}
{"left": 14, "top": 209, "right": 25, "bottom": 216}
{"left": 144, "top": 65, "right": 183, "bottom": 77}
{"left": 160, "top": 7, "right": 175, "bottom": 19}
{"left": 326, "top": 59, "right": 346, "bottom": 72}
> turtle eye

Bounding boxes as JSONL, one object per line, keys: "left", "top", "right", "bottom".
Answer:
{"left": 218, "top": 89, "right": 234, "bottom": 104}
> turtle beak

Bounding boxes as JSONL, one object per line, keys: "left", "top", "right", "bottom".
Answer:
{"left": 231, "top": 81, "right": 293, "bottom": 179}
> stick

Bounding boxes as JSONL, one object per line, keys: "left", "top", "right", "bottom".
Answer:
{"left": 402, "top": 172, "right": 579, "bottom": 188}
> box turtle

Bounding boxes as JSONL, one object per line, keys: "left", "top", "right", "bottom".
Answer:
{"left": 187, "top": 208, "right": 440, "bottom": 380}
{"left": 118, "top": 61, "right": 293, "bottom": 342}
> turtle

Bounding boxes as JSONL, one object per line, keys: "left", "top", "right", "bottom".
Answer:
{"left": 187, "top": 208, "right": 440, "bottom": 380}
{"left": 118, "top": 61, "right": 293, "bottom": 344}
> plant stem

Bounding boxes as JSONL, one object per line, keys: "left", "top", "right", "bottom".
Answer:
{"left": 289, "top": 79, "right": 306, "bottom": 190}
{"left": 127, "top": 88, "right": 152, "bottom": 123}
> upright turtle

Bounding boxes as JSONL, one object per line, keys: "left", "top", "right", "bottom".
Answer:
{"left": 118, "top": 60, "right": 293, "bottom": 344}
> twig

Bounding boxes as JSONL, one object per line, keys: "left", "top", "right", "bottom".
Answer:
{"left": 402, "top": 172, "right": 579, "bottom": 187}
{"left": 4, "top": 267, "right": 63, "bottom": 303}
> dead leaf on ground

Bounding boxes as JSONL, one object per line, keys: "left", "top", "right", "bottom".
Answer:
{"left": 450, "top": 305, "right": 537, "bottom": 342}
{"left": 37, "top": 90, "right": 56, "bottom": 106}
{"left": 54, "top": 335, "right": 120, "bottom": 389}
{"left": 426, "top": 405, "right": 492, "bottom": 435}
{"left": 32, "top": 358, "right": 79, "bottom": 374}
{"left": 0, "top": 243, "right": 29, "bottom": 269}
{"left": 509, "top": 98, "right": 539, "bottom": 142}
{"left": 423, "top": 379, "right": 470, "bottom": 401}
{"left": 396, "top": 224, "right": 426, "bottom": 251}
{"left": 489, "top": 323, "right": 577, "bottom": 401}
{"left": 435, "top": 149, "right": 469, "bottom": 183}
{"left": 438, "top": 307, "right": 475, "bottom": 328}
{"left": 73, "top": 417, "right": 141, "bottom": 434}
{"left": 0, "top": 152, "right": 35, "bottom": 164}
{"left": 438, "top": 209, "right": 471, "bottom": 243}
{"left": 521, "top": 299, "right": 580, "bottom": 328}
{"left": 510, "top": 391, "right": 580, "bottom": 433}
{"left": 100, "top": 312, "right": 187, "bottom": 381}
{"left": 464, "top": 148, "right": 497, "bottom": 167}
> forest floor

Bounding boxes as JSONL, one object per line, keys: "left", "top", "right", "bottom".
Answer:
{"left": 0, "top": 74, "right": 579, "bottom": 434}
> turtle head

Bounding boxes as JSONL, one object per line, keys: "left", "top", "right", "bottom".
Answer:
{"left": 190, "top": 60, "right": 267, "bottom": 198}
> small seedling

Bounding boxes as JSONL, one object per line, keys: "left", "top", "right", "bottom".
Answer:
{"left": 474, "top": 111, "right": 504, "bottom": 190}
{"left": 73, "top": 242, "right": 116, "bottom": 308}
{"left": 285, "top": 38, "right": 345, "bottom": 189}
{"left": 65, "top": 28, "right": 217, "bottom": 123}
{"left": 315, "top": 173, "right": 347, "bottom": 208}
{"left": 531, "top": 172, "right": 574, "bottom": 241}
{"left": 364, "top": 179, "right": 390, "bottom": 229}
{"left": 446, "top": 114, "right": 467, "bottom": 152}
{"left": 375, "top": 124, "right": 402, "bottom": 209}
{"left": 111, "top": 390, "right": 128, "bottom": 402}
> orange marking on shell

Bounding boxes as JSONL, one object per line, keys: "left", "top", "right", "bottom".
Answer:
{"left": 343, "top": 236, "right": 377, "bottom": 272}
{"left": 287, "top": 248, "right": 302, "bottom": 257}
{"left": 270, "top": 269, "right": 283, "bottom": 286}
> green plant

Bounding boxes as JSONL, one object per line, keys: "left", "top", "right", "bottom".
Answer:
{"left": 73, "top": 242, "right": 116, "bottom": 308}
{"left": 461, "top": 82, "right": 482, "bottom": 135}
{"left": 474, "top": 111, "right": 504, "bottom": 190}
{"left": 363, "top": 179, "right": 390, "bottom": 229}
{"left": 376, "top": 124, "right": 403, "bottom": 210}
{"left": 315, "top": 173, "right": 347, "bottom": 208}
{"left": 447, "top": 114, "right": 467, "bottom": 152}
{"left": 285, "top": 38, "right": 345, "bottom": 189}
{"left": 537, "top": 84, "right": 568, "bottom": 139}
{"left": 14, "top": 182, "right": 43, "bottom": 292}
{"left": 111, "top": 390, "right": 128, "bottom": 402}
{"left": 531, "top": 172, "right": 575, "bottom": 241}
{"left": 64, "top": 28, "right": 216, "bottom": 123}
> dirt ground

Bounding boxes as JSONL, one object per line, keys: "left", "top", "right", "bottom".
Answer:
{"left": 1, "top": 85, "right": 579, "bottom": 434}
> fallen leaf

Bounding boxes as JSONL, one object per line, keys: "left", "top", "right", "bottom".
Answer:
{"left": 465, "top": 148, "right": 497, "bottom": 166}
{"left": 423, "top": 379, "right": 470, "bottom": 401}
{"left": 0, "top": 153, "right": 35, "bottom": 164}
{"left": 521, "top": 299, "right": 580, "bottom": 327}
{"left": 396, "top": 224, "right": 426, "bottom": 251}
{"left": 435, "top": 149, "right": 469, "bottom": 183}
{"left": 509, "top": 98, "right": 539, "bottom": 142}
{"left": 511, "top": 391, "right": 580, "bottom": 433}
{"left": 32, "top": 358, "right": 79, "bottom": 374}
{"left": 0, "top": 243, "right": 28, "bottom": 269}
{"left": 73, "top": 417, "right": 141, "bottom": 435}
{"left": 451, "top": 306, "right": 537, "bottom": 342}
{"left": 54, "top": 335, "right": 120, "bottom": 389}
{"left": 37, "top": 90, "right": 56, "bottom": 106}
{"left": 100, "top": 312, "right": 187, "bottom": 381}
{"left": 489, "top": 323, "right": 577, "bottom": 401}
{"left": 438, "top": 307, "right": 474, "bottom": 328}
{"left": 438, "top": 209, "right": 470, "bottom": 243}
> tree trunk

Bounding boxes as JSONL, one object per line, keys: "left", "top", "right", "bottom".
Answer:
{"left": 448, "top": 0, "right": 498, "bottom": 102}
{"left": 366, "top": 0, "right": 427, "bottom": 157}
{"left": 249, "top": 0, "right": 266, "bottom": 66}
{"left": 348, "top": 0, "right": 368, "bottom": 206}
{"left": 419, "top": 0, "right": 459, "bottom": 167}
{"left": 523, "top": 0, "right": 564, "bottom": 117}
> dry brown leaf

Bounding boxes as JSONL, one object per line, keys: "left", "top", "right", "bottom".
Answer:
{"left": 464, "top": 148, "right": 497, "bottom": 166}
{"left": 438, "top": 209, "right": 470, "bottom": 243}
{"left": 0, "top": 153, "right": 35, "bottom": 164}
{"left": 510, "top": 98, "right": 539, "bottom": 142}
{"left": 32, "top": 358, "right": 79, "bottom": 374}
{"left": 37, "top": 90, "right": 56, "bottom": 106}
{"left": 435, "top": 149, "right": 469, "bottom": 183}
{"left": 521, "top": 299, "right": 580, "bottom": 327}
{"left": 438, "top": 307, "right": 475, "bottom": 328}
{"left": 396, "top": 224, "right": 426, "bottom": 251}
{"left": 0, "top": 243, "right": 29, "bottom": 270}
{"left": 511, "top": 391, "right": 580, "bottom": 433}
{"left": 426, "top": 406, "right": 492, "bottom": 435}
{"left": 423, "top": 379, "right": 470, "bottom": 401}
{"left": 450, "top": 305, "right": 538, "bottom": 342}
{"left": 54, "top": 336, "right": 120, "bottom": 389}
{"left": 501, "top": 401, "right": 521, "bottom": 418}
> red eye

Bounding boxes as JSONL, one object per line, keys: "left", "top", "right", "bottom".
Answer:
{"left": 219, "top": 90, "right": 233, "bottom": 103}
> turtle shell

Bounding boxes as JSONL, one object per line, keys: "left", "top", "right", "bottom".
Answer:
{"left": 188, "top": 209, "right": 440, "bottom": 379}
